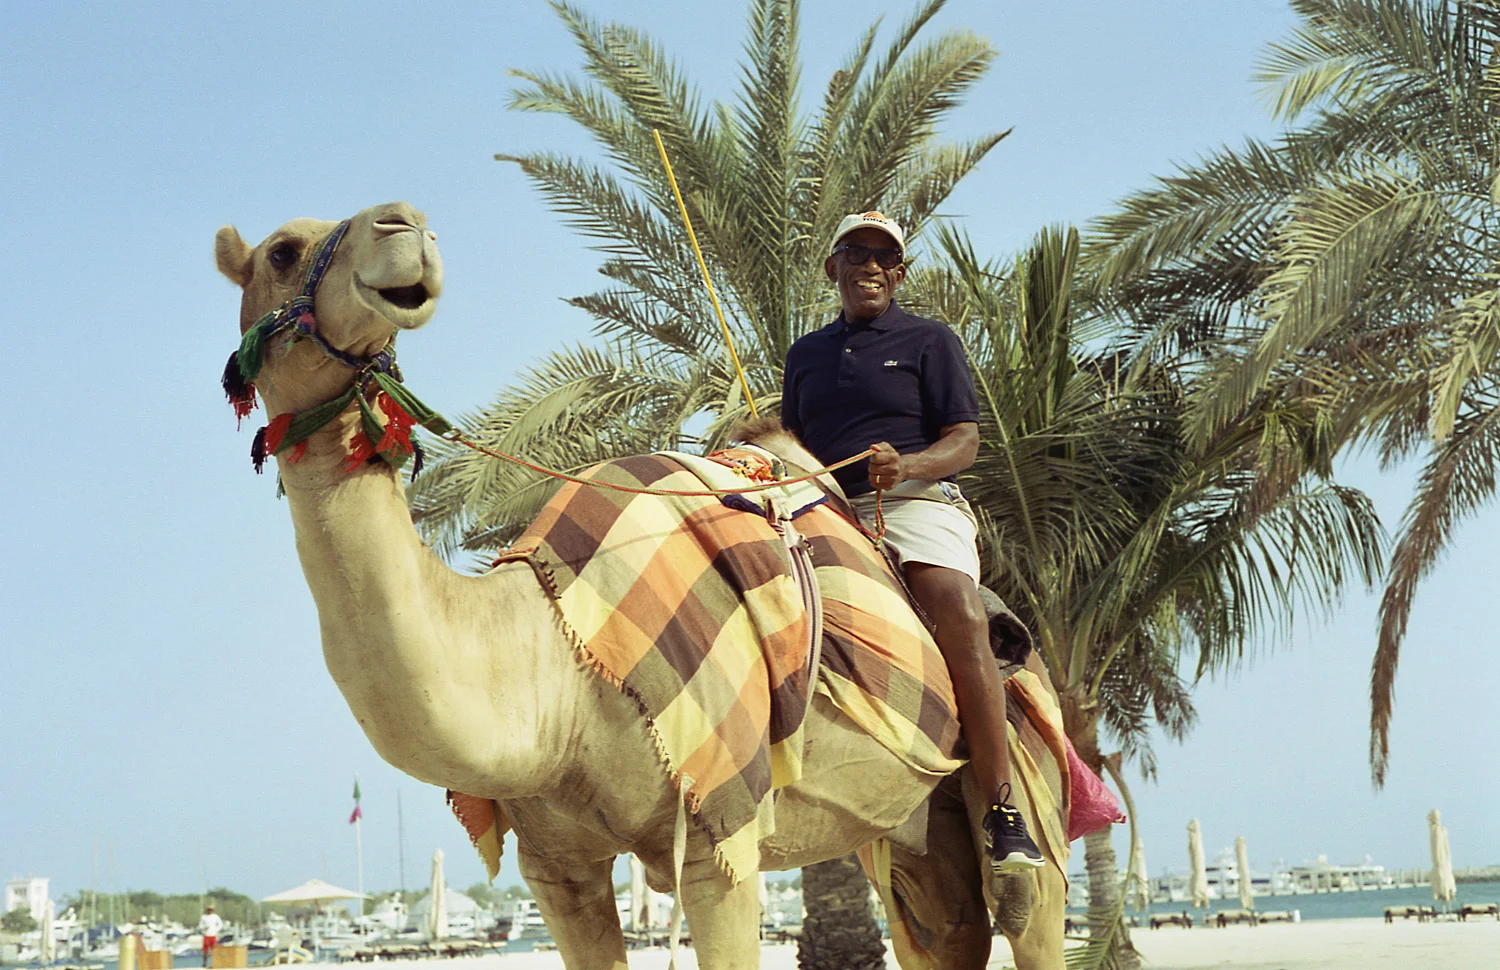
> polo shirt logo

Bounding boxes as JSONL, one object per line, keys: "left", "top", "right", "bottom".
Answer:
{"left": 883, "top": 359, "right": 900, "bottom": 366}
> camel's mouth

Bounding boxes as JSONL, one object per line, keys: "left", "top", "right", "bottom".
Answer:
{"left": 378, "top": 284, "right": 430, "bottom": 310}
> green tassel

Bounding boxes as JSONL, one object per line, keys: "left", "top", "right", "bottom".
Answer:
{"left": 356, "top": 389, "right": 413, "bottom": 470}
{"left": 355, "top": 391, "right": 386, "bottom": 450}
{"left": 236, "top": 308, "right": 281, "bottom": 381}
{"left": 372, "top": 372, "right": 453, "bottom": 436}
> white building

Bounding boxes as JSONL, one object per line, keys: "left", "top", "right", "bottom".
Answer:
{"left": 4, "top": 876, "right": 49, "bottom": 922}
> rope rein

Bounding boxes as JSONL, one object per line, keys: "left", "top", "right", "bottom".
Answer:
{"left": 652, "top": 130, "right": 758, "bottom": 419}
{"left": 440, "top": 430, "right": 888, "bottom": 542}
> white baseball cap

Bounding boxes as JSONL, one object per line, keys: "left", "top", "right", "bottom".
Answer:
{"left": 830, "top": 210, "right": 905, "bottom": 254}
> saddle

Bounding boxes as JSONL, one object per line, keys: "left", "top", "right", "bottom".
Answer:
{"left": 740, "top": 445, "right": 1034, "bottom": 673}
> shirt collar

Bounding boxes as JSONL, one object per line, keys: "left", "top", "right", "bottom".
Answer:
{"left": 837, "top": 300, "right": 905, "bottom": 333}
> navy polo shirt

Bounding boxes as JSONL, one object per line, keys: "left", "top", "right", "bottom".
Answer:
{"left": 781, "top": 301, "right": 980, "bottom": 497}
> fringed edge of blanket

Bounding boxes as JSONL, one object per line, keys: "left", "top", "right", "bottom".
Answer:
{"left": 506, "top": 550, "right": 748, "bottom": 886}
{"left": 445, "top": 791, "right": 508, "bottom": 882}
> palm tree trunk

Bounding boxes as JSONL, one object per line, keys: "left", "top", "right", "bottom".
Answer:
{"left": 797, "top": 855, "right": 886, "bottom": 970}
{"left": 1063, "top": 689, "right": 1142, "bottom": 970}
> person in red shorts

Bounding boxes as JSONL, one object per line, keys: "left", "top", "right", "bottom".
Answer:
{"left": 198, "top": 905, "right": 223, "bottom": 967}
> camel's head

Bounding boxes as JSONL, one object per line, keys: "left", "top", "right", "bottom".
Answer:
{"left": 215, "top": 201, "right": 443, "bottom": 413}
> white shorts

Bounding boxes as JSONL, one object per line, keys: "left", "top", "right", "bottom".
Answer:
{"left": 849, "top": 480, "right": 981, "bottom": 584}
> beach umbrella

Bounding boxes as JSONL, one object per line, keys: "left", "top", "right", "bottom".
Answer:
{"left": 410, "top": 891, "right": 477, "bottom": 917}
{"left": 1126, "top": 837, "right": 1151, "bottom": 911}
{"left": 1428, "top": 810, "right": 1456, "bottom": 904}
{"left": 629, "top": 855, "right": 647, "bottom": 933}
{"left": 1235, "top": 837, "right": 1254, "bottom": 911}
{"left": 426, "top": 849, "right": 448, "bottom": 940}
{"left": 40, "top": 899, "right": 55, "bottom": 964}
{"left": 261, "top": 879, "right": 365, "bottom": 906}
{"left": 1187, "top": 819, "right": 1211, "bottom": 909}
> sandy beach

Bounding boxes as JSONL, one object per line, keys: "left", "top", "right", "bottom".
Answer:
{"left": 302, "top": 917, "right": 1500, "bottom": 969}
{"left": 1124, "top": 915, "right": 1500, "bottom": 969}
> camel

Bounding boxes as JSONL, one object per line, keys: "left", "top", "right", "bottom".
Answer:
{"left": 214, "top": 201, "right": 1068, "bottom": 970}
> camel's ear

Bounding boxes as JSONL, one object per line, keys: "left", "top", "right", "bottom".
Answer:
{"left": 215, "top": 226, "right": 253, "bottom": 287}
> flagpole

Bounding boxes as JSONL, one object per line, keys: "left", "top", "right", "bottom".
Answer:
{"left": 355, "top": 816, "right": 364, "bottom": 917}
{"left": 352, "top": 774, "right": 364, "bottom": 924}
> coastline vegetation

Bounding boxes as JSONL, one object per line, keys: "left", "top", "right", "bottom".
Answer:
{"left": 45, "top": 882, "right": 536, "bottom": 929}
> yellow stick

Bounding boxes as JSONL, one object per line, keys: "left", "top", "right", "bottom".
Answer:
{"left": 652, "top": 129, "right": 759, "bottom": 418}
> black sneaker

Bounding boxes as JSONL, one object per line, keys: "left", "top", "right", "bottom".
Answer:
{"left": 983, "top": 783, "right": 1044, "bottom": 873}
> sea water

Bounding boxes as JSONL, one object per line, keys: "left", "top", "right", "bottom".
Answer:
{"left": 1114, "top": 880, "right": 1500, "bottom": 922}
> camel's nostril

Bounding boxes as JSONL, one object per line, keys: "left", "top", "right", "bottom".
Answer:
{"left": 373, "top": 218, "right": 416, "bottom": 233}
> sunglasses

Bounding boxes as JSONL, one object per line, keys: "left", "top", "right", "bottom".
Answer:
{"left": 832, "top": 243, "right": 904, "bottom": 269}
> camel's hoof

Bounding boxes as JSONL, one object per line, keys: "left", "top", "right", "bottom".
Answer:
{"left": 991, "top": 870, "right": 1035, "bottom": 937}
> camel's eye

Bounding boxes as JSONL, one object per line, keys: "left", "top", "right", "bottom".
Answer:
{"left": 267, "top": 243, "right": 300, "bottom": 272}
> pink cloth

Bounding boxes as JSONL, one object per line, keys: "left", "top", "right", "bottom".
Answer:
{"left": 1065, "top": 737, "right": 1126, "bottom": 841}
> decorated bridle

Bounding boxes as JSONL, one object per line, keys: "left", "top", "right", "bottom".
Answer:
{"left": 220, "top": 219, "right": 451, "bottom": 484}
{"left": 218, "top": 217, "right": 887, "bottom": 538}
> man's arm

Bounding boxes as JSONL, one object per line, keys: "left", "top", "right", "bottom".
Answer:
{"left": 867, "top": 421, "right": 978, "bottom": 489}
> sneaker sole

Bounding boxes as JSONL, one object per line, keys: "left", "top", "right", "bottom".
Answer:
{"left": 991, "top": 852, "right": 1046, "bottom": 873}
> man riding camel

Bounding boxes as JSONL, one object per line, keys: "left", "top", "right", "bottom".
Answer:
{"left": 781, "top": 211, "right": 1044, "bottom": 875}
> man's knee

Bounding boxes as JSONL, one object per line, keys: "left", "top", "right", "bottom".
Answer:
{"left": 907, "top": 563, "right": 987, "bottom": 638}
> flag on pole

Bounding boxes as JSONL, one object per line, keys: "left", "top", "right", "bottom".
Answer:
{"left": 349, "top": 777, "right": 363, "bottom": 824}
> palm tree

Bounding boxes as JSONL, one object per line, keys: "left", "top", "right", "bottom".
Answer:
{"left": 1084, "top": 0, "right": 1500, "bottom": 784}
{"left": 408, "top": 0, "right": 1006, "bottom": 963}
{"left": 905, "top": 224, "right": 1386, "bottom": 966}
{"left": 796, "top": 854, "right": 886, "bottom": 970}
{"left": 411, "top": 0, "right": 1005, "bottom": 555}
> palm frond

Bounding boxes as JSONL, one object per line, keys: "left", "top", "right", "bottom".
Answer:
{"left": 1371, "top": 396, "right": 1500, "bottom": 784}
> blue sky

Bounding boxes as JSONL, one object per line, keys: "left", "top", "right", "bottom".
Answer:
{"left": 2, "top": 0, "right": 1494, "bottom": 902}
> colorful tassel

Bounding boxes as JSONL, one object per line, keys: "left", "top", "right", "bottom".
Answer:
{"left": 289, "top": 440, "right": 308, "bottom": 463}
{"left": 343, "top": 430, "right": 377, "bottom": 473}
{"left": 262, "top": 412, "right": 295, "bottom": 456}
{"left": 251, "top": 426, "right": 269, "bottom": 474}
{"left": 374, "top": 392, "right": 416, "bottom": 455}
{"left": 222, "top": 352, "right": 258, "bottom": 427}
{"left": 410, "top": 439, "right": 425, "bottom": 482}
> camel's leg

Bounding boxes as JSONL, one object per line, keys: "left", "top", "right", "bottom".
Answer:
{"left": 1005, "top": 862, "right": 1067, "bottom": 970}
{"left": 886, "top": 777, "right": 993, "bottom": 969}
{"left": 676, "top": 852, "right": 762, "bottom": 970}
{"left": 519, "top": 851, "right": 628, "bottom": 970}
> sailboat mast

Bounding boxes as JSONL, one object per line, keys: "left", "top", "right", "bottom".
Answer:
{"left": 396, "top": 790, "right": 406, "bottom": 895}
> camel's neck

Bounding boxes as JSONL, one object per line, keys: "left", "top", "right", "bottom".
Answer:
{"left": 273, "top": 405, "right": 571, "bottom": 798}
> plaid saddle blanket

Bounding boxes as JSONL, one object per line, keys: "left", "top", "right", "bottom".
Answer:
{"left": 451, "top": 449, "right": 963, "bottom": 883}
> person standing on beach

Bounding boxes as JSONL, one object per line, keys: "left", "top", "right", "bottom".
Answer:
{"left": 198, "top": 905, "right": 222, "bottom": 967}
{"left": 781, "top": 211, "right": 1044, "bottom": 876}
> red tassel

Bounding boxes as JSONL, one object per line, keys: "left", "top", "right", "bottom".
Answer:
{"left": 289, "top": 440, "right": 308, "bottom": 464}
{"left": 375, "top": 392, "right": 416, "bottom": 455}
{"left": 343, "top": 430, "right": 377, "bottom": 473}
{"left": 263, "top": 412, "right": 295, "bottom": 455}
{"left": 231, "top": 389, "right": 258, "bottom": 428}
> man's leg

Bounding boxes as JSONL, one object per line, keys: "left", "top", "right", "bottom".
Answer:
{"left": 905, "top": 562, "right": 1042, "bottom": 871}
